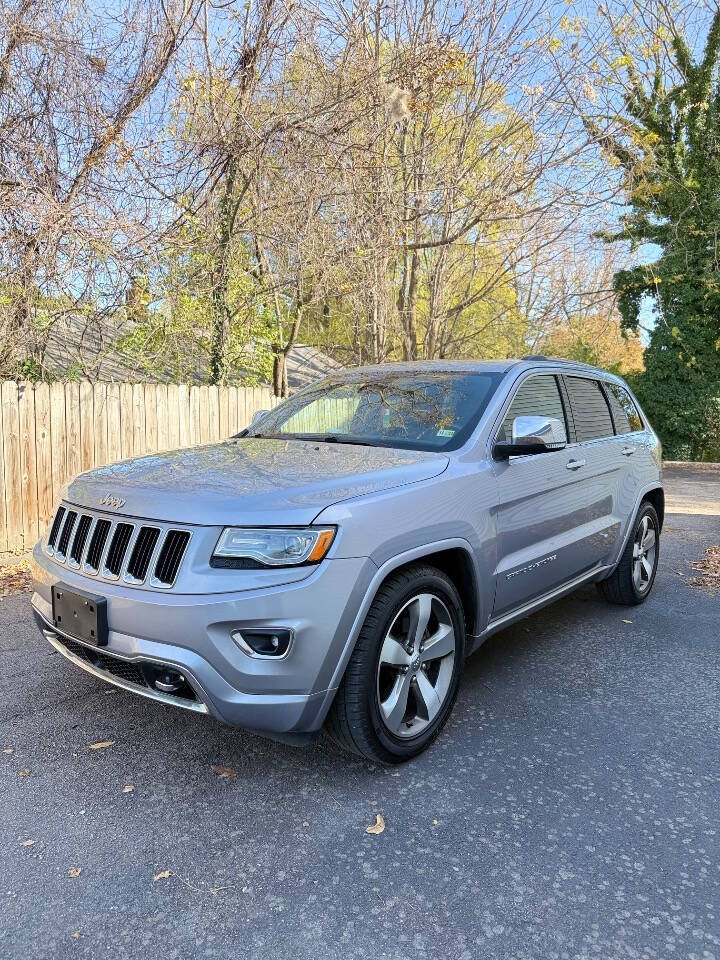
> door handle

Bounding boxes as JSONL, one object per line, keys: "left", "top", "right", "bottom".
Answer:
{"left": 566, "top": 458, "right": 585, "bottom": 471}
{"left": 621, "top": 446, "right": 635, "bottom": 457}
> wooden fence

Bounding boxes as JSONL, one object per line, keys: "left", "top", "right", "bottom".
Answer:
{"left": 0, "top": 381, "right": 279, "bottom": 552}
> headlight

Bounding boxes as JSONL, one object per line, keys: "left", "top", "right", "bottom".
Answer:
{"left": 212, "top": 527, "right": 336, "bottom": 567}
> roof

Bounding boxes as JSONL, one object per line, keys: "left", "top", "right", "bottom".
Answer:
{"left": 40, "top": 311, "right": 340, "bottom": 390}
{"left": 323, "top": 357, "right": 614, "bottom": 378}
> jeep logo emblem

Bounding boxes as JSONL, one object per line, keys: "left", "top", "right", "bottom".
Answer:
{"left": 100, "top": 493, "right": 126, "bottom": 510}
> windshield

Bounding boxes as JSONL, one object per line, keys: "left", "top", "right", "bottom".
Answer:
{"left": 247, "top": 371, "right": 503, "bottom": 452}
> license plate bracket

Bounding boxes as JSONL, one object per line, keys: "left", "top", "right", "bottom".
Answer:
{"left": 51, "top": 584, "right": 108, "bottom": 647}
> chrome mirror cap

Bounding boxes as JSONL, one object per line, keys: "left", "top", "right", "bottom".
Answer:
{"left": 511, "top": 415, "right": 566, "bottom": 450}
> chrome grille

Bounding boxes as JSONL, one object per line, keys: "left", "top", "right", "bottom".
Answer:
{"left": 45, "top": 505, "right": 191, "bottom": 588}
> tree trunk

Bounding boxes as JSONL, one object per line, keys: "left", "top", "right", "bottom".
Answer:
{"left": 397, "top": 249, "right": 419, "bottom": 360}
{"left": 208, "top": 162, "right": 236, "bottom": 385}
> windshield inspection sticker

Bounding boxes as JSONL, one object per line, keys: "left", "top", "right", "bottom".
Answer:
{"left": 437, "top": 428, "right": 455, "bottom": 438}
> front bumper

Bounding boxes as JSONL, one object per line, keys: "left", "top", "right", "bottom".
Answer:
{"left": 31, "top": 544, "right": 376, "bottom": 733}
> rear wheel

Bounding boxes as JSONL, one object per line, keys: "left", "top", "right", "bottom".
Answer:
{"left": 326, "top": 564, "right": 465, "bottom": 763}
{"left": 597, "top": 502, "right": 660, "bottom": 605}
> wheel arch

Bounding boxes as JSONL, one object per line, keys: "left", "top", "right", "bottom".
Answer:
{"left": 387, "top": 547, "right": 479, "bottom": 639}
{"left": 642, "top": 486, "right": 665, "bottom": 531}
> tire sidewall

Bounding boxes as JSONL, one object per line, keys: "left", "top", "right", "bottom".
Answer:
{"left": 364, "top": 571, "right": 466, "bottom": 760}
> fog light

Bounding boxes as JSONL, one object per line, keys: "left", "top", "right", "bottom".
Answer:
{"left": 231, "top": 628, "right": 293, "bottom": 658}
{"left": 154, "top": 669, "right": 186, "bottom": 693}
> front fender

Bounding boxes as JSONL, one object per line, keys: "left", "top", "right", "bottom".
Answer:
{"left": 307, "top": 537, "right": 485, "bottom": 732}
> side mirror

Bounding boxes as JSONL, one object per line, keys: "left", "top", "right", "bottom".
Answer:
{"left": 250, "top": 408, "right": 269, "bottom": 427}
{"left": 492, "top": 415, "right": 566, "bottom": 460}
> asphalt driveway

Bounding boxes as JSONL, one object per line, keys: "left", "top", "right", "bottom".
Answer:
{"left": 1, "top": 466, "right": 719, "bottom": 960}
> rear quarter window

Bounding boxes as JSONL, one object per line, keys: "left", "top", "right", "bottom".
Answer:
{"left": 605, "top": 382, "right": 643, "bottom": 433}
{"left": 565, "top": 376, "right": 614, "bottom": 442}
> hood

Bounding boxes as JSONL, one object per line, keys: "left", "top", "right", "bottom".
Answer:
{"left": 64, "top": 438, "right": 449, "bottom": 525}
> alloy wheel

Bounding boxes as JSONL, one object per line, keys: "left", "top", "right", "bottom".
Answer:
{"left": 632, "top": 514, "right": 657, "bottom": 594}
{"left": 376, "top": 593, "right": 456, "bottom": 739}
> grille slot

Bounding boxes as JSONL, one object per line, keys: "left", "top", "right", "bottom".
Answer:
{"left": 69, "top": 514, "right": 92, "bottom": 564}
{"left": 104, "top": 523, "right": 133, "bottom": 576}
{"left": 48, "top": 507, "right": 66, "bottom": 549}
{"left": 85, "top": 519, "right": 111, "bottom": 570}
{"left": 153, "top": 530, "right": 190, "bottom": 586}
{"left": 126, "top": 527, "right": 160, "bottom": 582}
{"left": 56, "top": 511, "right": 77, "bottom": 556}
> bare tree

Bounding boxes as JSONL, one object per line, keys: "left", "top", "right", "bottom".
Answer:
{"left": 0, "top": 0, "right": 200, "bottom": 377}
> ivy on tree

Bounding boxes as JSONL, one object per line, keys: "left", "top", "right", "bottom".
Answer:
{"left": 591, "top": 11, "right": 720, "bottom": 459}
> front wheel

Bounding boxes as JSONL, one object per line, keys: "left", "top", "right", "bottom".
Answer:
{"left": 326, "top": 564, "right": 466, "bottom": 763}
{"left": 597, "top": 502, "right": 660, "bottom": 605}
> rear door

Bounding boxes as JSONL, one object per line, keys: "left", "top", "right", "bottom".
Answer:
{"left": 491, "top": 372, "right": 609, "bottom": 619}
{"left": 601, "top": 379, "right": 650, "bottom": 538}
{"left": 560, "top": 373, "right": 625, "bottom": 566}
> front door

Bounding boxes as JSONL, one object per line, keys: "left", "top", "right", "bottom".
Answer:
{"left": 490, "top": 372, "right": 619, "bottom": 619}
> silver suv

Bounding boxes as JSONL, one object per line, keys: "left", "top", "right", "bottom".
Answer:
{"left": 31, "top": 359, "right": 663, "bottom": 762}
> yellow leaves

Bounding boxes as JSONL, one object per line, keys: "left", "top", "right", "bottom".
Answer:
{"left": 548, "top": 37, "right": 563, "bottom": 53}
{"left": 671, "top": 327, "right": 680, "bottom": 338}
{"left": 88, "top": 740, "right": 115, "bottom": 751}
{"left": 610, "top": 55, "right": 633, "bottom": 71}
{"left": 366, "top": 814, "right": 385, "bottom": 835}
{"left": 68, "top": 867, "right": 83, "bottom": 878}
{"left": 153, "top": 870, "right": 173, "bottom": 882}
{"left": 559, "top": 15, "right": 584, "bottom": 36}
{"left": 210, "top": 764, "right": 238, "bottom": 780}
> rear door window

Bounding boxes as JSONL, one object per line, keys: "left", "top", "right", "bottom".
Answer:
{"left": 500, "top": 375, "right": 568, "bottom": 443}
{"left": 605, "top": 383, "right": 643, "bottom": 433}
{"left": 565, "top": 376, "right": 614, "bottom": 442}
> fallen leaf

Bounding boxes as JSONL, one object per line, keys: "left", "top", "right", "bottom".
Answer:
{"left": 3, "top": 747, "right": 13, "bottom": 754}
{"left": 71, "top": 931, "right": 81, "bottom": 940}
{"left": 302, "top": 820, "right": 310, "bottom": 828}
{"left": 366, "top": 814, "right": 385, "bottom": 835}
{"left": 122, "top": 785, "right": 135, "bottom": 794}
{"left": 18, "top": 768, "right": 30, "bottom": 777}
{"left": 20, "top": 839, "right": 35, "bottom": 847}
{"left": 88, "top": 740, "right": 115, "bottom": 751}
{"left": 622, "top": 619, "right": 632, "bottom": 624}
{"left": 211, "top": 764, "right": 238, "bottom": 780}
{"left": 153, "top": 870, "right": 172, "bottom": 882}
{"left": 67, "top": 867, "right": 82, "bottom": 878}
{"left": 432, "top": 819, "right": 439, "bottom": 826}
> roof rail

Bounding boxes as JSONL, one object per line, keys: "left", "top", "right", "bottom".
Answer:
{"left": 521, "top": 354, "right": 552, "bottom": 361}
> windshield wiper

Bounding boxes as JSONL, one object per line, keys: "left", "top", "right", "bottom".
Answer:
{"left": 287, "top": 433, "right": 380, "bottom": 447}
{"left": 243, "top": 431, "right": 380, "bottom": 446}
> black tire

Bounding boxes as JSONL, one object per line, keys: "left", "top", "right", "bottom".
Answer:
{"left": 597, "top": 501, "right": 660, "bottom": 606}
{"left": 325, "top": 563, "right": 466, "bottom": 763}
